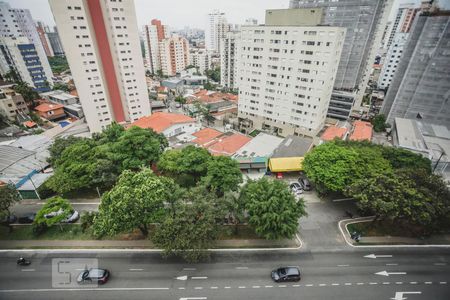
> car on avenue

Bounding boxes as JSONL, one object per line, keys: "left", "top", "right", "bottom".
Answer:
{"left": 77, "top": 268, "right": 110, "bottom": 284}
{"left": 298, "top": 178, "right": 312, "bottom": 191}
{"left": 271, "top": 266, "right": 301, "bottom": 282}
{"left": 44, "top": 209, "right": 80, "bottom": 223}
{"left": 1, "top": 214, "right": 17, "bottom": 225}
{"left": 289, "top": 182, "right": 303, "bottom": 195}
{"left": 18, "top": 213, "right": 36, "bottom": 224}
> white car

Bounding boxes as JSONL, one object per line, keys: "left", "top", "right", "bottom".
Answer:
{"left": 44, "top": 209, "right": 79, "bottom": 223}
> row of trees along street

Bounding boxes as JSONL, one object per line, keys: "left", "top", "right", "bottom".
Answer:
{"left": 303, "top": 140, "right": 450, "bottom": 235}
{"left": 3, "top": 123, "right": 306, "bottom": 262}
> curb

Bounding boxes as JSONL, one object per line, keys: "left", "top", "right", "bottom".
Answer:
{"left": 0, "top": 234, "right": 303, "bottom": 253}
{"left": 338, "top": 218, "right": 450, "bottom": 248}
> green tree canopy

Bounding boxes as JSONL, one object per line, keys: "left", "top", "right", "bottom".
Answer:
{"left": 371, "top": 114, "right": 387, "bottom": 132}
{"left": 152, "top": 186, "right": 223, "bottom": 262}
{"left": 48, "top": 136, "right": 85, "bottom": 166}
{"left": 202, "top": 156, "right": 242, "bottom": 197}
{"left": 240, "top": 178, "right": 307, "bottom": 240}
{"left": 380, "top": 147, "right": 431, "bottom": 173}
{"left": 0, "top": 184, "right": 21, "bottom": 228}
{"left": 34, "top": 196, "right": 73, "bottom": 227}
{"left": 14, "top": 81, "right": 39, "bottom": 104}
{"left": 52, "top": 83, "right": 70, "bottom": 92}
{"left": 93, "top": 168, "right": 178, "bottom": 237}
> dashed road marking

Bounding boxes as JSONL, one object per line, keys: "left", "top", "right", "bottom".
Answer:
{"left": 434, "top": 263, "right": 446, "bottom": 266}
{"left": 382, "top": 282, "right": 390, "bottom": 285}
{"left": 395, "top": 282, "right": 403, "bottom": 285}
{"left": 178, "top": 287, "right": 185, "bottom": 290}
{"left": 224, "top": 287, "right": 231, "bottom": 289}
{"left": 265, "top": 285, "right": 273, "bottom": 288}
{"left": 252, "top": 286, "right": 260, "bottom": 289}
{"left": 235, "top": 267, "right": 249, "bottom": 270}
{"left": 410, "top": 282, "right": 418, "bottom": 285}
{"left": 210, "top": 287, "right": 218, "bottom": 289}
{"left": 332, "top": 283, "right": 340, "bottom": 286}
{"left": 238, "top": 286, "right": 246, "bottom": 289}
{"left": 194, "top": 287, "right": 203, "bottom": 290}
{"left": 183, "top": 268, "right": 196, "bottom": 271}
{"left": 369, "top": 282, "right": 377, "bottom": 285}
{"left": 386, "top": 263, "right": 398, "bottom": 266}
{"left": 292, "top": 284, "right": 301, "bottom": 287}
{"left": 344, "top": 283, "right": 351, "bottom": 286}
{"left": 337, "top": 264, "right": 349, "bottom": 267}
{"left": 306, "top": 284, "right": 313, "bottom": 287}
{"left": 356, "top": 283, "right": 364, "bottom": 286}
{"left": 439, "top": 282, "right": 447, "bottom": 285}
{"left": 319, "top": 284, "right": 327, "bottom": 287}
{"left": 278, "top": 285, "right": 287, "bottom": 288}
{"left": 192, "top": 277, "right": 208, "bottom": 280}
{"left": 425, "top": 282, "right": 432, "bottom": 285}
{"left": 21, "top": 269, "right": 35, "bottom": 272}
{"left": 129, "top": 268, "right": 143, "bottom": 271}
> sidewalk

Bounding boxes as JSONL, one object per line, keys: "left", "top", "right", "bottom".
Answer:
{"left": 0, "top": 237, "right": 300, "bottom": 250}
{"left": 339, "top": 217, "right": 450, "bottom": 246}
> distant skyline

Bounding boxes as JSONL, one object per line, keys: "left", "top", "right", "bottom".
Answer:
{"left": 4, "top": 0, "right": 288, "bottom": 30}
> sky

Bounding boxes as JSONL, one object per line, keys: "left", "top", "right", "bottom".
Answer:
{"left": 4, "top": 0, "right": 288, "bottom": 30}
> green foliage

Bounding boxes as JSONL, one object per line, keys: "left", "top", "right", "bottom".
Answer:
{"left": 34, "top": 196, "right": 73, "bottom": 227}
{"left": 0, "top": 184, "right": 21, "bottom": 223}
{"left": 240, "top": 178, "right": 307, "bottom": 240}
{"left": 158, "top": 146, "right": 211, "bottom": 186}
{"left": 14, "top": 81, "right": 39, "bottom": 104}
{"left": 152, "top": 186, "right": 222, "bottom": 262}
{"left": 52, "top": 82, "right": 70, "bottom": 92}
{"left": 93, "top": 168, "right": 178, "bottom": 237}
{"left": 371, "top": 114, "right": 387, "bottom": 132}
{"left": 48, "top": 56, "right": 69, "bottom": 74}
{"left": 205, "top": 67, "right": 220, "bottom": 82}
{"left": 80, "top": 211, "right": 98, "bottom": 233}
{"left": 203, "top": 81, "right": 216, "bottom": 91}
{"left": 4, "top": 68, "right": 20, "bottom": 82}
{"left": 29, "top": 111, "right": 44, "bottom": 125}
{"left": 380, "top": 147, "right": 431, "bottom": 173}
{"left": 48, "top": 136, "right": 85, "bottom": 166}
{"left": 202, "top": 156, "right": 242, "bottom": 197}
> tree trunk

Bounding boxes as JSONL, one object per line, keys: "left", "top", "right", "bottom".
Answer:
{"left": 138, "top": 225, "right": 148, "bottom": 237}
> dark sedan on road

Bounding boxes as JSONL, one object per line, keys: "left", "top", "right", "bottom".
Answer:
{"left": 18, "top": 213, "right": 36, "bottom": 224}
{"left": 271, "top": 266, "right": 301, "bottom": 282}
{"left": 77, "top": 268, "right": 110, "bottom": 284}
{"left": 298, "top": 178, "right": 312, "bottom": 191}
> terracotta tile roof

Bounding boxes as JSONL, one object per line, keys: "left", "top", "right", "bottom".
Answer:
{"left": 349, "top": 120, "right": 373, "bottom": 141}
{"left": 321, "top": 126, "right": 348, "bottom": 141}
{"left": 23, "top": 121, "right": 37, "bottom": 128}
{"left": 192, "top": 128, "right": 223, "bottom": 146}
{"left": 34, "top": 103, "right": 64, "bottom": 112}
{"left": 207, "top": 133, "right": 251, "bottom": 156}
{"left": 191, "top": 90, "right": 238, "bottom": 104}
{"left": 130, "top": 112, "right": 195, "bottom": 133}
{"left": 70, "top": 89, "right": 78, "bottom": 97}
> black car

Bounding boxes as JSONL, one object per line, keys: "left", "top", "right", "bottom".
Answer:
{"left": 271, "top": 267, "right": 301, "bottom": 282}
{"left": 298, "top": 178, "right": 312, "bottom": 191}
{"left": 18, "top": 213, "right": 36, "bottom": 224}
{"left": 77, "top": 268, "right": 110, "bottom": 284}
{"left": 1, "top": 214, "right": 17, "bottom": 225}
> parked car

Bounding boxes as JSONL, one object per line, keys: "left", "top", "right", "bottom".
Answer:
{"left": 18, "top": 213, "right": 36, "bottom": 224}
{"left": 63, "top": 211, "right": 80, "bottom": 223}
{"left": 77, "top": 268, "right": 110, "bottom": 284}
{"left": 290, "top": 182, "right": 303, "bottom": 195}
{"left": 271, "top": 266, "right": 301, "bottom": 282}
{"left": 298, "top": 178, "right": 312, "bottom": 191}
{"left": 1, "top": 214, "right": 17, "bottom": 225}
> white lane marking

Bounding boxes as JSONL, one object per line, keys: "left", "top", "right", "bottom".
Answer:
{"left": 252, "top": 286, "right": 260, "bottom": 289}
{"left": 375, "top": 271, "right": 406, "bottom": 276}
{"left": 306, "top": 284, "right": 313, "bottom": 287}
{"left": 178, "top": 287, "right": 185, "bottom": 290}
{"left": 337, "top": 264, "right": 349, "bottom": 267}
{"left": 386, "top": 263, "right": 398, "bottom": 266}
{"left": 395, "top": 282, "right": 403, "bottom": 285}
{"left": 356, "top": 283, "right": 364, "bottom": 285}
{"left": 439, "top": 281, "right": 447, "bottom": 284}
{"left": 364, "top": 254, "right": 393, "bottom": 259}
{"left": 410, "top": 282, "right": 418, "bottom": 285}
{"left": 192, "top": 277, "right": 208, "bottom": 280}
{"left": 332, "top": 283, "right": 340, "bottom": 286}
{"left": 264, "top": 285, "right": 273, "bottom": 288}
{"left": 434, "top": 263, "right": 446, "bottom": 266}
{"left": 129, "top": 268, "right": 143, "bottom": 271}
{"left": 425, "top": 282, "right": 432, "bottom": 284}
{"left": 333, "top": 198, "right": 354, "bottom": 202}
{"left": 369, "top": 282, "right": 378, "bottom": 285}
{"left": 224, "top": 286, "right": 231, "bottom": 289}
{"left": 319, "top": 284, "right": 327, "bottom": 287}
{"left": 179, "top": 298, "right": 207, "bottom": 300}
{"left": 235, "top": 267, "right": 249, "bottom": 270}
{"left": 21, "top": 269, "right": 35, "bottom": 272}
{"left": 238, "top": 286, "right": 246, "bottom": 289}
{"left": 194, "top": 287, "right": 203, "bottom": 290}
{"left": 344, "top": 283, "right": 351, "bottom": 286}
{"left": 278, "top": 285, "right": 287, "bottom": 288}
{"left": 176, "top": 275, "right": 188, "bottom": 281}
{"left": 292, "top": 284, "right": 300, "bottom": 287}
{"left": 382, "top": 282, "right": 390, "bottom": 285}
{"left": 391, "top": 292, "right": 421, "bottom": 300}
{"left": 75, "top": 268, "right": 85, "bottom": 271}
{"left": 183, "top": 268, "right": 196, "bottom": 271}
{"left": 210, "top": 287, "right": 218, "bottom": 289}
{"left": 0, "top": 288, "right": 170, "bottom": 292}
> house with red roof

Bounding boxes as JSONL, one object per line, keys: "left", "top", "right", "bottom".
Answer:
{"left": 34, "top": 103, "right": 66, "bottom": 120}
{"left": 349, "top": 120, "right": 373, "bottom": 141}
{"left": 321, "top": 126, "right": 349, "bottom": 142}
{"left": 130, "top": 112, "right": 199, "bottom": 137}
{"left": 191, "top": 128, "right": 223, "bottom": 147}
{"left": 206, "top": 133, "right": 251, "bottom": 156}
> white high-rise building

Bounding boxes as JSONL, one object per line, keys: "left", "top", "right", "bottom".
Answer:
{"left": 238, "top": 9, "right": 345, "bottom": 137}
{"left": 220, "top": 31, "right": 240, "bottom": 90}
{"left": 189, "top": 48, "right": 211, "bottom": 75}
{"left": 143, "top": 19, "right": 168, "bottom": 74}
{"left": 49, "top": 0, "right": 151, "bottom": 133}
{"left": 159, "top": 35, "right": 189, "bottom": 77}
{"left": 205, "top": 10, "right": 231, "bottom": 53}
{"left": 0, "top": 1, "right": 53, "bottom": 90}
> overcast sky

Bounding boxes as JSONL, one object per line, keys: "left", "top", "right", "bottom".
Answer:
{"left": 4, "top": 0, "right": 288, "bottom": 30}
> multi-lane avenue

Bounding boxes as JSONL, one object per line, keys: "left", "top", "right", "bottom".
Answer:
{"left": 0, "top": 248, "right": 448, "bottom": 300}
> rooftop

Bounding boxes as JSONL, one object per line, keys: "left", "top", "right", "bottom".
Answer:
{"left": 349, "top": 121, "right": 373, "bottom": 141}
{"left": 34, "top": 102, "right": 64, "bottom": 112}
{"left": 272, "top": 135, "right": 314, "bottom": 158}
{"left": 192, "top": 128, "right": 223, "bottom": 146}
{"left": 234, "top": 132, "right": 283, "bottom": 158}
{"left": 207, "top": 133, "right": 252, "bottom": 156}
{"left": 130, "top": 112, "right": 195, "bottom": 133}
{"left": 321, "top": 126, "right": 348, "bottom": 141}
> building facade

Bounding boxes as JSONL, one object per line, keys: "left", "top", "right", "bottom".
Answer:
{"left": 189, "top": 48, "right": 211, "bottom": 75}
{"left": 49, "top": 0, "right": 151, "bottom": 133}
{"left": 143, "top": 19, "right": 168, "bottom": 74}
{"left": 159, "top": 35, "right": 189, "bottom": 76}
{"left": 0, "top": 2, "right": 53, "bottom": 89}
{"left": 237, "top": 10, "right": 345, "bottom": 137}
{"left": 220, "top": 31, "right": 240, "bottom": 90}
{"left": 36, "top": 21, "right": 54, "bottom": 57}
{"left": 47, "top": 27, "right": 64, "bottom": 55}
{"left": 0, "top": 87, "right": 28, "bottom": 121}
{"left": 289, "top": 0, "right": 392, "bottom": 116}
{"left": 205, "top": 10, "right": 231, "bottom": 53}
{"left": 381, "top": 12, "right": 450, "bottom": 128}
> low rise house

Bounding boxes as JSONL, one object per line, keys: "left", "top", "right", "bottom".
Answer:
{"left": 131, "top": 112, "right": 199, "bottom": 138}
{"left": 349, "top": 120, "right": 373, "bottom": 141}
{"left": 0, "top": 88, "right": 28, "bottom": 121}
{"left": 269, "top": 135, "right": 314, "bottom": 174}
{"left": 320, "top": 126, "right": 349, "bottom": 142}
{"left": 34, "top": 103, "right": 66, "bottom": 120}
{"left": 207, "top": 132, "right": 251, "bottom": 156}
{"left": 40, "top": 90, "right": 79, "bottom": 106}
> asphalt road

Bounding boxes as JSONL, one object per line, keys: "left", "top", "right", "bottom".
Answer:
{"left": 0, "top": 249, "right": 448, "bottom": 300}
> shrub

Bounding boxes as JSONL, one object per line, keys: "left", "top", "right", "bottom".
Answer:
{"left": 80, "top": 211, "right": 97, "bottom": 233}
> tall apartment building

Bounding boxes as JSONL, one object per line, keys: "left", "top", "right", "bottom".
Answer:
{"left": 49, "top": 0, "right": 151, "bottom": 133}
{"left": 0, "top": 1, "right": 53, "bottom": 89}
{"left": 47, "top": 27, "right": 65, "bottom": 55}
{"left": 189, "top": 48, "right": 211, "bottom": 75}
{"left": 220, "top": 31, "right": 240, "bottom": 90}
{"left": 143, "top": 19, "right": 168, "bottom": 74}
{"left": 381, "top": 11, "right": 450, "bottom": 128}
{"left": 290, "top": 0, "right": 391, "bottom": 119}
{"left": 238, "top": 9, "right": 345, "bottom": 137}
{"left": 36, "top": 21, "right": 54, "bottom": 57}
{"left": 205, "top": 10, "right": 231, "bottom": 53}
{"left": 159, "top": 35, "right": 189, "bottom": 76}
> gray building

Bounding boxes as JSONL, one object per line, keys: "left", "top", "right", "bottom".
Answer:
{"left": 47, "top": 27, "right": 64, "bottom": 56}
{"left": 381, "top": 12, "right": 450, "bottom": 128}
{"left": 290, "top": 0, "right": 391, "bottom": 118}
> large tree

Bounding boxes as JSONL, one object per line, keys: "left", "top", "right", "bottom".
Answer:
{"left": 48, "top": 136, "right": 85, "bottom": 166}
{"left": 34, "top": 196, "right": 73, "bottom": 228}
{"left": 371, "top": 114, "right": 387, "bottom": 132}
{"left": 14, "top": 81, "right": 39, "bottom": 105}
{"left": 93, "top": 168, "right": 178, "bottom": 237}
{"left": 0, "top": 184, "right": 21, "bottom": 231}
{"left": 380, "top": 147, "right": 431, "bottom": 173}
{"left": 152, "top": 186, "right": 223, "bottom": 262}
{"left": 240, "top": 178, "right": 307, "bottom": 240}
{"left": 202, "top": 156, "right": 242, "bottom": 197}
